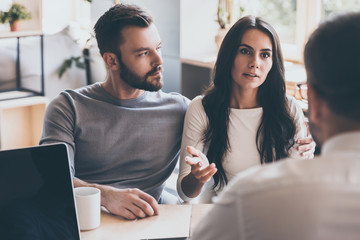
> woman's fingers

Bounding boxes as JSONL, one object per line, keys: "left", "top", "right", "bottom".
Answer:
{"left": 186, "top": 146, "right": 201, "bottom": 157}
{"left": 297, "top": 139, "right": 316, "bottom": 152}
{"left": 199, "top": 166, "right": 218, "bottom": 183}
{"left": 185, "top": 156, "right": 201, "bottom": 165}
{"left": 296, "top": 136, "right": 312, "bottom": 144}
{"left": 296, "top": 136, "right": 316, "bottom": 157}
{"left": 185, "top": 146, "right": 217, "bottom": 183}
{"left": 192, "top": 163, "right": 217, "bottom": 180}
{"left": 186, "top": 146, "right": 210, "bottom": 165}
{"left": 300, "top": 149, "right": 315, "bottom": 158}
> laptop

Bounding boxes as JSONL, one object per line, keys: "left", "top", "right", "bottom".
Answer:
{"left": 0, "top": 143, "right": 81, "bottom": 240}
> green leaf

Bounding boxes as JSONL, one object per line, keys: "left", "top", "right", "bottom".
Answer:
{"left": 57, "top": 53, "right": 93, "bottom": 78}
{"left": 75, "top": 61, "right": 86, "bottom": 69}
{"left": 57, "top": 59, "right": 73, "bottom": 78}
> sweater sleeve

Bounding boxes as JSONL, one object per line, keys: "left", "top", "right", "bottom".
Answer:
{"left": 286, "top": 95, "right": 310, "bottom": 159}
{"left": 177, "top": 96, "right": 209, "bottom": 202}
{"left": 39, "top": 92, "right": 76, "bottom": 176}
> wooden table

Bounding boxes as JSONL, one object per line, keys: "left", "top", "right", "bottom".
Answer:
{"left": 81, "top": 204, "right": 213, "bottom": 240}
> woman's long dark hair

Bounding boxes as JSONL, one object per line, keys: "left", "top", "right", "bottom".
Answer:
{"left": 202, "top": 16, "right": 296, "bottom": 190}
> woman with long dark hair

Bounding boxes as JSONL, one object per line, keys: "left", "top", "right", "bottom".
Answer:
{"left": 177, "top": 16, "right": 315, "bottom": 203}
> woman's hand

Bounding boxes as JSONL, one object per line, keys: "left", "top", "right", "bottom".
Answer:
{"left": 296, "top": 121, "right": 316, "bottom": 159}
{"left": 296, "top": 137, "right": 316, "bottom": 158}
{"left": 185, "top": 146, "right": 217, "bottom": 184}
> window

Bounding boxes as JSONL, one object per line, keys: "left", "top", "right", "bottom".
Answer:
{"left": 322, "top": 0, "right": 360, "bottom": 19}
{"left": 243, "top": 0, "right": 297, "bottom": 44}
{"left": 239, "top": 0, "right": 360, "bottom": 62}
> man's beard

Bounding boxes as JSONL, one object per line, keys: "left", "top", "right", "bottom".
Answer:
{"left": 118, "top": 58, "right": 163, "bottom": 92}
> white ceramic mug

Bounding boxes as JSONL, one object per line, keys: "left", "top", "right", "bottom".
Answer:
{"left": 74, "top": 187, "right": 101, "bottom": 231}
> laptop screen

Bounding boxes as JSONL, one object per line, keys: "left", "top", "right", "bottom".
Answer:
{"left": 0, "top": 143, "right": 80, "bottom": 240}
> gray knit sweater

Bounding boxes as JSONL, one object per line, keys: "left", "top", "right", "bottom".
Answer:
{"left": 40, "top": 82, "right": 189, "bottom": 200}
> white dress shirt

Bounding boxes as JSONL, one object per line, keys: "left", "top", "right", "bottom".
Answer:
{"left": 177, "top": 95, "right": 308, "bottom": 203}
{"left": 192, "top": 131, "right": 360, "bottom": 240}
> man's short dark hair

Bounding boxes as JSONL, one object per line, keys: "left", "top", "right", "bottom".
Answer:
{"left": 94, "top": 3, "right": 153, "bottom": 56}
{"left": 304, "top": 12, "right": 360, "bottom": 120}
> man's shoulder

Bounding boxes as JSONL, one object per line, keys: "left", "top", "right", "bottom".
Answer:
{"left": 45, "top": 84, "right": 100, "bottom": 110}
{"left": 68, "top": 83, "right": 100, "bottom": 96}
{"left": 159, "top": 90, "right": 189, "bottom": 100}
{"left": 224, "top": 155, "right": 360, "bottom": 197}
{"left": 152, "top": 90, "right": 190, "bottom": 106}
{"left": 54, "top": 83, "right": 98, "bottom": 99}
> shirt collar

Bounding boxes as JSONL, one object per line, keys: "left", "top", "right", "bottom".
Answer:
{"left": 321, "top": 131, "right": 360, "bottom": 156}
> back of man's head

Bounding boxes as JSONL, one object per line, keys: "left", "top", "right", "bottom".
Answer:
{"left": 304, "top": 12, "right": 360, "bottom": 121}
{"left": 94, "top": 4, "right": 153, "bottom": 56}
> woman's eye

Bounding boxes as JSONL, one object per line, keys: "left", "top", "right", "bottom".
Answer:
{"left": 239, "top": 48, "right": 250, "bottom": 55}
{"left": 261, "top": 52, "right": 271, "bottom": 58}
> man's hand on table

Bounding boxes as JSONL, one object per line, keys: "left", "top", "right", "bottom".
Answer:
{"left": 73, "top": 179, "right": 159, "bottom": 220}
{"left": 101, "top": 187, "right": 159, "bottom": 220}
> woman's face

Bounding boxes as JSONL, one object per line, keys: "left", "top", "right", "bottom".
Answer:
{"left": 231, "top": 28, "right": 273, "bottom": 91}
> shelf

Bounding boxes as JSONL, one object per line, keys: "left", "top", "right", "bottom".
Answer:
{"left": 180, "top": 51, "right": 217, "bottom": 69}
{"left": 0, "top": 30, "right": 43, "bottom": 39}
{"left": 0, "top": 95, "right": 47, "bottom": 109}
{"left": 0, "top": 91, "right": 37, "bottom": 101}
{"left": 0, "top": 96, "right": 48, "bottom": 150}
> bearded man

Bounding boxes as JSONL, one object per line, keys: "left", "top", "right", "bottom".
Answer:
{"left": 40, "top": 4, "right": 189, "bottom": 220}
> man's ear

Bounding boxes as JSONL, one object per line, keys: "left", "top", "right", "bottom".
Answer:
{"left": 103, "top": 52, "right": 119, "bottom": 70}
{"left": 307, "top": 84, "right": 325, "bottom": 125}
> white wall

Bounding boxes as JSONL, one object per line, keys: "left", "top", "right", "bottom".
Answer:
{"left": 42, "top": 0, "right": 91, "bottom": 35}
{"left": 180, "top": 0, "right": 219, "bottom": 57}
{"left": 90, "top": 0, "right": 114, "bottom": 28}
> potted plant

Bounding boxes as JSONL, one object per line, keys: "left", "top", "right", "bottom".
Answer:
{"left": 0, "top": 3, "right": 31, "bottom": 31}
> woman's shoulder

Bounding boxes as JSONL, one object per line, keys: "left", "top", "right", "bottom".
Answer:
{"left": 285, "top": 95, "right": 307, "bottom": 133}
{"left": 191, "top": 95, "right": 204, "bottom": 102}
{"left": 285, "top": 95, "right": 302, "bottom": 112}
{"left": 285, "top": 94, "right": 297, "bottom": 105}
{"left": 186, "top": 95, "right": 207, "bottom": 119}
{"left": 187, "top": 95, "right": 204, "bottom": 108}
